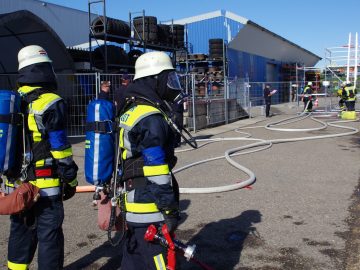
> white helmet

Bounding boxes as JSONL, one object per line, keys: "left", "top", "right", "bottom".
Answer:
{"left": 133, "top": 51, "right": 174, "bottom": 80}
{"left": 307, "top": 82, "right": 312, "bottom": 86}
{"left": 18, "top": 45, "right": 52, "bottom": 71}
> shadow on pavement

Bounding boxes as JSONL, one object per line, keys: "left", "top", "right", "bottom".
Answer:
{"left": 176, "top": 209, "right": 262, "bottom": 270}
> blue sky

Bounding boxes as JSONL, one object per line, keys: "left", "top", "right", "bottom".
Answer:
{"left": 44, "top": 0, "right": 360, "bottom": 67}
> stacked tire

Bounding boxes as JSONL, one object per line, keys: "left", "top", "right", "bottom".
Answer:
{"left": 92, "top": 45, "right": 129, "bottom": 70}
{"left": 170, "top": 24, "right": 185, "bottom": 48}
{"left": 209, "top": 38, "right": 224, "bottom": 59}
{"left": 91, "top": 16, "right": 130, "bottom": 43}
{"left": 133, "top": 16, "right": 158, "bottom": 42}
{"left": 67, "top": 48, "right": 89, "bottom": 62}
{"left": 157, "top": 24, "right": 171, "bottom": 45}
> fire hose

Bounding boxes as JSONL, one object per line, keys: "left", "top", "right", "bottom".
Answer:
{"left": 144, "top": 223, "right": 214, "bottom": 270}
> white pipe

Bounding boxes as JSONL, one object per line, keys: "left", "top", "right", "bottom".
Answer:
{"left": 346, "top": 32, "right": 351, "bottom": 83}
{"left": 354, "top": 32, "right": 358, "bottom": 86}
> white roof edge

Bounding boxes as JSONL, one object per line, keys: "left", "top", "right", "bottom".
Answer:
{"left": 224, "top": 11, "right": 248, "bottom": 24}
{"left": 164, "top": 10, "right": 248, "bottom": 25}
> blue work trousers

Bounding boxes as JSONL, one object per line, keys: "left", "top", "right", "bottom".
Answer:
{"left": 121, "top": 226, "right": 169, "bottom": 270}
{"left": 7, "top": 195, "right": 64, "bottom": 270}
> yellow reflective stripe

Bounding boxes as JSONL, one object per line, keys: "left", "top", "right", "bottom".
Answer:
{"left": 51, "top": 148, "right": 73, "bottom": 159}
{"left": 5, "top": 181, "right": 15, "bottom": 187}
{"left": 18, "top": 85, "right": 41, "bottom": 95}
{"left": 30, "top": 178, "right": 61, "bottom": 188}
{"left": 30, "top": 93, "right": 61, "bottom": 113}
{"left": 28, "top": 114, "right": 41, "bottom": 142}
{"left": 125, "top": 194, "right": 159, "bottom": 213}
{"left": 67, "top": 178, "right": 78, "bottom": 187}
{"left": 120, "top": 105, "right": 160, "bottom": 128}
{"left": 119, "top": 128, "right": 128, "bottom": 159}
{"left": 153, "top": 254, "right": 166, "bottom": 270}
{"left": 143, "top": 164, "right": 169, "bottom": 176}
{"left": 119, "top": 128, "right": 124, "bottom": 148}
{"left": 8, "top": 260, "right": 28, "bottom": 270}
{"left": 35, "top": 159, "right": 45, "bottom": 166}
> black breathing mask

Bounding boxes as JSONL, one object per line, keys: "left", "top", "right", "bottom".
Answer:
{"left": 159, "top": 71, "right": 187, "bottom": 104}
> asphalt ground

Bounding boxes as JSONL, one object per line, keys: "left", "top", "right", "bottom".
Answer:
{"left": 1, "top": 103, "right": 360, "bottom": 270}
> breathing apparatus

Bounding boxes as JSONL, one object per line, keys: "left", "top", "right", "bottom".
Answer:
{"left": 123, "top": 95, "right": 197, "bottom": 149}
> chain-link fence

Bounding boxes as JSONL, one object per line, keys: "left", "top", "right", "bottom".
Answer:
{"left": 3, "top": 73, "right": 354, "bottom": 136}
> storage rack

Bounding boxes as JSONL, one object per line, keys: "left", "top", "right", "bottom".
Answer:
{"left": 177, "top": 39, "right": 228, "bottom": 97}
{"left": 88, "top": 0, "right": 188, "bottom": 73}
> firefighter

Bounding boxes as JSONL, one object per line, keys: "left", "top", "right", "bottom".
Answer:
{"left": 302, "top": 82, "right": 314, "bottom": 112}
{"left": 118, "top": 51, "right": 182, "bottom": 270}
{"left": 337, "top": 83, "right": 346, "bottom": 110}
{"left": 342, "top": 82, "right": 357, "bottom": 111}
{"left": 6, "top": 45, "right": 78, "bottom": 270}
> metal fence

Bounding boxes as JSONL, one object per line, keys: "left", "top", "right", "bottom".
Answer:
{"left": 0, "top": 73, "right": 321, "bottom": 136}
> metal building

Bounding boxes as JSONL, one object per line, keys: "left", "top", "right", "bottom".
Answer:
{"left": 169, "top": 10, "right": 321, "bottom": 82}
{"left": 1, "top": 2, "right": 321, "bottom": 79}
{"left": 0, "top": 0, "right": 93, "bottom": 47}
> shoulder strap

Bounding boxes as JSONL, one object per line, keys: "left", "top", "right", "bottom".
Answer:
{"left": 23, "top": 88, "right": 49, "bottom": 104}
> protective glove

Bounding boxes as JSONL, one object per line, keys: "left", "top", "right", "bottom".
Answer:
{"left": 57, "top": 160, "right": 78, "bottom": 183}
{"left": 162, "top": 210, "right": 180, "bottom": 233}
{"left": 62, "top": 182, "right": 77, "bottom": 201}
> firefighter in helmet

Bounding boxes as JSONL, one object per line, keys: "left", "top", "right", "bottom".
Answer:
{"left": 336, "top": 82, "right": 346, "bottom": 110}
{"left": 5, "top": 45, "right": 78, "bottom": 270}
{"left": 118, "top": 51, "right": 182, "bottom": 270}
{"left": 302, "top": 82, "right": 314, "bottom": 112}
{"left": 342, "top": 81, "right": 357, "bottom": 111}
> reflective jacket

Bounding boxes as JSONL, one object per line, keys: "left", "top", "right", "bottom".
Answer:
{"left": 119, "top": 104, "right": 178, "bottom": 226}
{"left": 5, "top": 86, "right": 75, "bottom": 197}
{"left": 303, "top": 86, "right": 312, "bottom": 97}
{"left": 343, "top": 86, "right": 357, "bottom": 101}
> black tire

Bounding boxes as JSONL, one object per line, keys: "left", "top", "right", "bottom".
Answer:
{"left": 209, "top": 48, "right": 223, "bottom": 54}
{"left": 209, "top": 38, "right": 223, "bottom": 44}
{"left": 171, "top": 24, "right": 184, "bottom": 36}
{"left": 209, "top": 44, "right": 224, "bottom": 50}
{"left": 67, "top": 48, "right": 90, "bottom": 62}
{"left": 133, "top": 16, "right": 157, "bottom": 26}
{"left": 135, "top": 29, "right": 158, "bottom": 42}
{"left": 134, "top": 24, "right": 158, "bottom": 35}
{"left": 92, "top": 45, "right": 128, "bottom": 70}
{"left": 157, "top": 24, "right": 171, "bottom": 44}
{"left": 91, "top": 16, "right": 130, "bottom": 40}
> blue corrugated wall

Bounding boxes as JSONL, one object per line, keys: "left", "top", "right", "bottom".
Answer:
{"left": 186, "top": 15, "right": 244, "bottom": 54}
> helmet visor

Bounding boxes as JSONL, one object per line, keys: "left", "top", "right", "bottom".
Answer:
{"left": 167, "top": 71, "right": 182, "bottom": 91}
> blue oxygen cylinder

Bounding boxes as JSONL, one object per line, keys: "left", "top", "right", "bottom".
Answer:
{"left": 0, "top": 90, "right": 21, "bottom": 174}
{"left": 85, "top": 99, "right": 116, "bottom": 186}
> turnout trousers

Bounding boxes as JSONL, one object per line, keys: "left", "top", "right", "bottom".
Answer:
{"left": 121, "top": 226, "right": 169, "bottom": 270}
{"left": 303, "top": 97, "right": 313, "bottom": 111}
{"left": 345, "top": 100, "right": 355, "bottom": 111}
{"left": 7, "top": 195, "right": 64, "bottom": 270}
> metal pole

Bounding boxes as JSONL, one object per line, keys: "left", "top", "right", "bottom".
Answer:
{"left": 191, "top": 74, "right": 196, "bottom": 132}
{"left": 103, "top": 0, "right": 108, "bottom": 73}
{"left": 346, "top": 32, "right": 351, "bottom": 83}
{"left": 96, "top": 72, "right": 100, "bottom": 99}
{"left": 223, "top": 40, "right": 228, "bottom": 124}
{"left": 88, "top": 0, "right": 93, "bottom": 71}
{"left": 354, "top": 32, "right": 358, "bottom": 86}
{"left": 142, "top": 10, "right": 145, "bottom": 51}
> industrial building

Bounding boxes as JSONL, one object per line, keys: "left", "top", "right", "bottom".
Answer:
{"left": 0, "top": 0, "right": 321, "bottom": 77}
{"left": 0, "top": 0, "right": 322, "bottom": 133}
